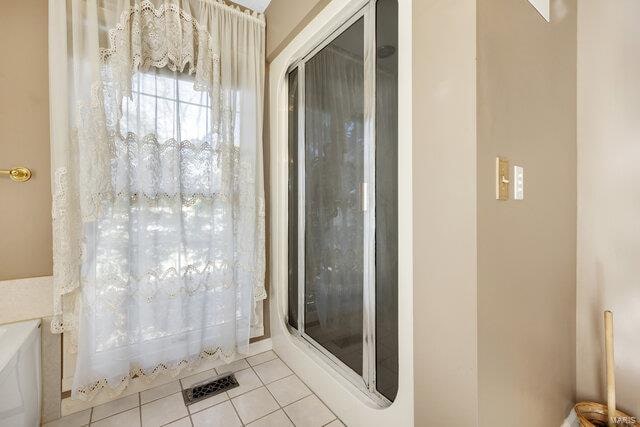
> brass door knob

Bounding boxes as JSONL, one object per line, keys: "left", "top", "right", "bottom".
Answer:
{"left": 1, "top": 167, "right": 32, "bottom": 182}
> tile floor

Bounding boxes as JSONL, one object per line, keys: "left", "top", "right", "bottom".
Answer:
{"left": 44, "top": 351, "right": 344, "bottom": 427}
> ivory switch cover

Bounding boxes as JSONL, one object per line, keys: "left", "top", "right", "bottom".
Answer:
{"left": 513, "top": 166, "right": 524, "bottom": 200}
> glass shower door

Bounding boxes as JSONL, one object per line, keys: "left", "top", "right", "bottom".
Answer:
{"left": 303, "top": 17, "right": 365, "bottom": 376}
{"left": 287, "top": 0, "right": 398, "bottom": 404}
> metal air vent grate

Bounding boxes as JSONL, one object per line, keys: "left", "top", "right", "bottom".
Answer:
{"left": 182, "top": 373, "right": 239, "bottom": 405}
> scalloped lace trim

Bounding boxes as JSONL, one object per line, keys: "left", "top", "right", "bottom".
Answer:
{"left": 75, "top": 345, "right": 237, "bottom": 401}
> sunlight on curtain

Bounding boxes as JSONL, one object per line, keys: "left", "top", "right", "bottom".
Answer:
{"left": 49, "top": 0, "right": 265, "bottom": 400}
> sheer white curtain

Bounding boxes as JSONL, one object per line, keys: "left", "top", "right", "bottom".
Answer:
{"left": 49, "top": 0, "right": 265, "bottom": 400}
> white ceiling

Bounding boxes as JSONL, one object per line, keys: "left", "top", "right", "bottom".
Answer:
{"left": 233, "top": 0, "right": 272, "bottom": 13}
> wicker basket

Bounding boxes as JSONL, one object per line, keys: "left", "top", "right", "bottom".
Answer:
{"left": 574, "top": 402, "right": 639, "bottom": 427}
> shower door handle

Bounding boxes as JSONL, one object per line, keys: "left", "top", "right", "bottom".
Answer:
{"left": 361, "top": 183, "right": 368, "bottom": 211}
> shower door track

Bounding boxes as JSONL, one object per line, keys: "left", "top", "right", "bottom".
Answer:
{"left": 286, "top": 0, "right": 391, "bottom": 407}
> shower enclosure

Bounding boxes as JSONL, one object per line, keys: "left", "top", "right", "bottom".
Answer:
{"left": 286, "top": 0, "right": 398, "bottom": 404}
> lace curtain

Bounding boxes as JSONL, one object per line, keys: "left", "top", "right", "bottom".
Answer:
{"left": 49, "top": 0, "right": 265, "bottom": 400}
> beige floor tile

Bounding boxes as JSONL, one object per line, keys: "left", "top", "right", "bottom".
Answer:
{"left": 191, "top": 401, "right": 242, "bottom": 427}
{"left": 227, "top": 368, "right": 262, "bottom": 398}
{"left": 91, "top": 408, "right": 140, "bottom": 427}
{"left": 231, "top": 387, "right": 279, "bottom": 424}
{"left": 247, "top": 410, "right": 294, "bottom": 427}
{"left": 325, "top": 420, "right": 345, "bottom": 427}
{"left": 266, "top": 375, "right": 311, "bottom": 407}
{"left": 43, "top": 408, "right": 91, "bottom": 427}
{"left": 283, "top": 395, "right": 335, "bottom": 427}
{"left": 252, "top": 359, "right": 293, "bottom": 385}
{"left": 215, "top": 359, "right": 250, "bottom": 375}
{"left": 180, "top": 369, "right": 218, "bottom": 389}
{"left": 246, "top": 351, "right": 278, "bottom": 367}
{"left": 91, "top": 393, "right": 139, "bottom": 422}
{"left": 187, "top": 391, "right": 228, "bottom": 414}
{"left": 140, "top": 381, "right": 181, "bottom": 404}
{"left": 164, "top": 416, "right": 192, "bottom": 427}
{"left": 140, "top": 392, "right": 188, "bottom": 426}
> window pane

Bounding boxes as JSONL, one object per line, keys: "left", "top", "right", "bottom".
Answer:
{"left": 304, "top": 17, "right": 365, "bottom": 375}
{"left": 288, "top": 68, "right": 299, "bottom": 330}
{"left": 375, "top": 0, "right": 399, "bottom": 401}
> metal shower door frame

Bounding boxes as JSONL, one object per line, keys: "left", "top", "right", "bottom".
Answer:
{"left": 286, "top": 0, "right": 390, "bottom": 406}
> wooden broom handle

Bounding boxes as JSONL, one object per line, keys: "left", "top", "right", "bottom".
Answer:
{"left": 605, "top": 310, "right": 616, "bottom": 426}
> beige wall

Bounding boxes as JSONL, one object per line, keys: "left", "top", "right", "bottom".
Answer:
{"left": 265, "top": 0, "right": 329, "bottom": 61}
{"left": 412, "top": 0, "right": 478, "bottom": 425}
{"left": 477, "top": 0, "right": 577, "bottom": 425}
{"left": 266, "top": 2, "right": 577, "bottom": 425}
{"left": 0, "top": 0, "right": 52, "bottom": 281}
{"left": 577, "top": 0, "right": 640, "bottom": 415}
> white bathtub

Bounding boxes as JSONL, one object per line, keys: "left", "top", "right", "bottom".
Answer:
{"left": 0, "top": 319, "right": 41, "bottom": 427}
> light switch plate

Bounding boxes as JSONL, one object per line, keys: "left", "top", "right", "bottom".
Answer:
{"left": 496, "top": 157, "right": 509, "bottom": 201}
{"left": 513, "top": 166, "right": 524, "bottom": 200}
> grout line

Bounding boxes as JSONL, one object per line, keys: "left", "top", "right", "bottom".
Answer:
{"left": 271, "top": 354, "right": 340, "bottom": 421}
{"left": 249, "top": 365, "right": 265, "bottom": 387}
{"left": 258, "top": 358, "right": 310, "bottom": 427}
{"left": 65, "top": 358, "right": 241, "bottom": 420}
{"left": 186, "top": 391, "right": 229, "bottom": 416}
{"left": 248, "top": 363, "right": 299, "bottom": 425}
{"left": 245, "top": 352, "right": 278, "bottom": 368}
{"left": 259, "top": 372, "right": 282, "bottom": 408}
{"left": 253, "top": 370, "right": 291, "bottom": 386}
{"left": 186, "top": 360, "right": 263, "bottom": 418}
{"left": 307, "top": 392, "right": 338, "bottom": 420}
{"left": 242, "top": 406, "right": 283, "bottom": 426}
{"left": 143, "top": 390, "right": 184, "bottom": 407}
{"left": 160, "top": 416, "right": 186, "bottom": 427}
{"left": 141, "top": 381, "right": 183, "bottom": 405}
{"left": 228, "top": 360, "right": 281, "bottom": 426}
{"left": 187, "top": 397, "right": 230, "bottom": 417}
{"left": 180, "top": 368, "right": 218, "bottom": 391}
{"left": 157, "top": 407, "right": 189, "bottom": 427}
{"left": 90, "top": 403, "right": 140, "bottom": 424}
{"left": 85, "top": 357, "right": 276, "bottom": 426}
{"left": 281, "top": 407, "right": 296, "bottom": 426}
{"left": 249, "top": 361, "right": 312, "bottom": 409}
{"left": 258, "top": 374, "right": 298, "bottom": 425}
{"left": 280, "top": 392, "right": 313, "bottom": 410}
{"left": 228, "top": 395, "right": 246, "bottom": 426}
{"left": 266, "top": 373, "right": 297, "bottom": 386}
{"left": 131, "top": 355, "right": 313, "bottom": 426}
